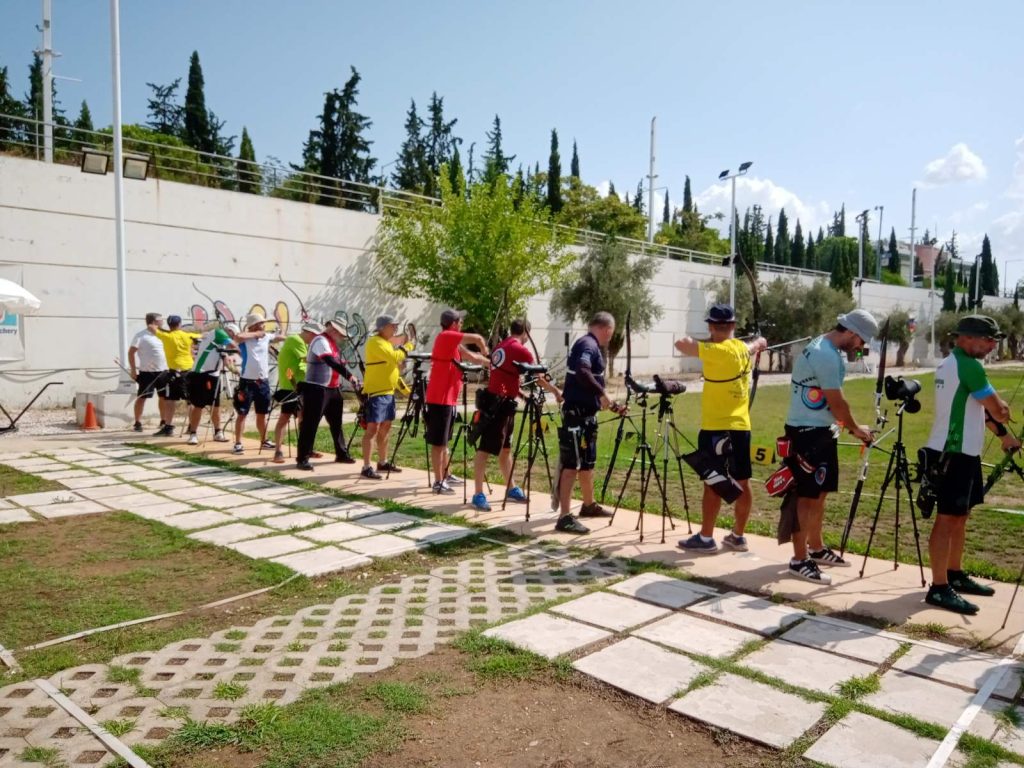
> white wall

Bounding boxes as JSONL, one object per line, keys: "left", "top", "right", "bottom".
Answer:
{"left": 0, "top": 155, "right": 1008, "bottom": 407}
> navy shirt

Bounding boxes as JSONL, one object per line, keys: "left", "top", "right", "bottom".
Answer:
{"left": 562, "top": 332, "right": 605, "bottom": 412}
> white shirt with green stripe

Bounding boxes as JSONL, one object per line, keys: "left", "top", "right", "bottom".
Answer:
{"left": 925, "top": 347, "right": 995, "bottom": 457}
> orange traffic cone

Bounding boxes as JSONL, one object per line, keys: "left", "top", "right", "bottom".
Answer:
{"left": 82, "top": 401, "right": 100, "bottom": 431}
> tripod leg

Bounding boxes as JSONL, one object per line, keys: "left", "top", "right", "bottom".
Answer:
{"left": 860, "top": 449, "right": 898, "bottom": 578}
{"left": 609, "top": 450, "right": 642, "bottom": 524}
{"left": 502, "top": 405, "right": 530, "bottom": 511}
{"left": 898, "top": 452, "right": 927, "bottom": 587}
{"left": 601, "top": 413, "right": 629, "bottom": 503}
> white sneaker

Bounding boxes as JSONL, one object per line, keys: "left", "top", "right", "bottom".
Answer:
{"left": 232, "top": 443, "right": 244, "bottom": 454}
{"left": 213, "top": 430, "right": 229, "bottom": 442}
{"left": 186, "top": 433, "right": 199, "bottom": 446}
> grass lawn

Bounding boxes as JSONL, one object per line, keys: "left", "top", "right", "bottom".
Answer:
{"left": 288, "top": 367, "right": 1024, "bottom": 581}
{"left": 0, "top": 464, "right": 62, "bottom": 496}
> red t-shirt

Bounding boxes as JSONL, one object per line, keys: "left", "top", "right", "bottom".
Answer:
{"left": 488, "top": 337, "right": 533, "bottom": 398}
{"left": 425, "top": 329, "right": 464, "bottom": 406}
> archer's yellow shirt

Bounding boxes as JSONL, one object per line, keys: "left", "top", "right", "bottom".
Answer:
{"left": 156, "top": 328, "right": 201, "bottom": 371}
{"left": 361, "top": 334, "right": 415, "bottom": 396}
{"left": 698, "top": 338, "right": 752, "bottom": 431}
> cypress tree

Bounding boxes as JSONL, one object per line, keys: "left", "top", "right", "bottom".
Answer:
{"left": 790, "top": 220, "right": 805, "bottom": 268}
{"left": 959, "top": 294, "right": 968, "bottom": 312}
{"left": 980, "top": 235, "right": 997, "bottom": 295}
{"left": 887, "top": 227, "right": 900, "bottom": 274}
{"left": 335, "top": 67, "right": 376, "bottom": 204}
{"left": 570, "top": 139, "right": 580, "bottom": 179}
{"left": 424, "top": 92, "right": 459, "bottom": 197}
{"left": 774, "top": 208, "right": 790, "bottom": 265}
{"left": 632, "top": 179, "right": 644, "bottom": 214}
{"left": 607, "top": 181, "right": 617, "bottom": 200}
{"left": 71, "top": 100, "right": 93, "bottom": 146}
{"left": 512, "top": 165, "right": 525, "bottom": 210}
{"left": 817, "top": 227, "right": 825, "bottom": 246}
{"left": 662, "top": 191, "right": 670, "bottom": 224}
{"left": 25, "top": 53, "right": 44, "bottom": 151}
{"left": 237, "top": 126, "right": 261, "bottom": 194}
{"left": 448, "top": 145, "right": 464, "bottom": 196}
{"left": 805, "top": 232, "right": 817, "bottom": 270}
{"left": 0, "top": 66, "right": 24, "bottom": 151}
{"left": 763, "top": 222, "right": 774, "bottom": 265}
{"left": 184, "top": 51, "right": 213, "bottom": 152}
{"left": 683, "top": 175, "right": 693, "bottom": 213}
{"left": 547, "top": 128, "right": 563, "bottom": 213}
{"left": 942, "top": 259, "right": 957, "bottom": 311}
{"left": 482, "top": 114, "right": 515, "bottom": 184}
{"left": 393, "top": 99, "right": 427, "bottom": 191}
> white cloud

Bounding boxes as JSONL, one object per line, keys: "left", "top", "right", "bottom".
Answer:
{"left": 1008, "top": 135, "right": 1024, "bottom": 199}
{"left": 694, "top": 176, "right": 832, "bottom": 239}
{"left": 920, "top": 143, "right": 987, "bottom": 186}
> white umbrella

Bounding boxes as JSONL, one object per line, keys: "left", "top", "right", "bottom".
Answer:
{"left": 0, "top": 279, "right": 41, "bottom": 316}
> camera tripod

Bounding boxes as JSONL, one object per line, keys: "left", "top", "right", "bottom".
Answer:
{"left": 501, "top": 373, "right": 556, "bottom": 522}
{"left": 387, "top": 358, "right": 431, "bottom": 484}
{"left": 445, "top": 361, "right": 483, "bottom": 504}
{"left": 189, "top": 348, "right": 239, "bottom": 445}
{"left": 856, "top": 402, "right": 926, "bottom": 585}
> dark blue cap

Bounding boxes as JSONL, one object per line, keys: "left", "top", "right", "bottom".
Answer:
{"left": 704, "top": 304, "right": 736, "bottom": 324}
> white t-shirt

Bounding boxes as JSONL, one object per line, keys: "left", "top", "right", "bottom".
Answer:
{"left": 130, "top": 330, "right": 168, "bottom": 372}
{"left": 239, "top": 335, "right": 272, "bottom": 380}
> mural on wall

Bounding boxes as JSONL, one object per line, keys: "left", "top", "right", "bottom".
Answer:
{"left": 184, "top": 298, "right": 361, "bottom": 337}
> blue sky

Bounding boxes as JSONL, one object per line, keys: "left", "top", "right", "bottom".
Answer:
{"left": 3, "top": 1, "right": 1023, "bottom": 287}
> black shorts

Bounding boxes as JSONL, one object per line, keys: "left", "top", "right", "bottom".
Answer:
{"left": 425, "top": 404, "right": 456, "bottom": 447}
{"left": 784, "top": 425, "right": 839, "bottom": 498}
{"left": 697, "top": 429, "right": 753, "bottom": 481}
{"left": 165, "top": 370, "right": 188, "bottom": 401}
{"left": 559, "top": 408, "right": 599, "bottom": 471}
{"left": 478, "top": 407, "right": 517, "bottom": 456}
{"left": 187, "top": 372, "right": 222, "bottom": 408}
{"left": 274, "top": 386, "right": 303, "bottom": 416}
{"left": 234, "top": 378, "right": 272, "bottom": 416}
{"left": 136, "top": 370, "right": 171, "bottom": 400}
{"left": 922, "top": 449, "right": 983, "bottom": 517}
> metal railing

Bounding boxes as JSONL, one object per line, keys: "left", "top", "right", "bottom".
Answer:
{"left": 0, "top": 114, "right": 725, "bottom": 265}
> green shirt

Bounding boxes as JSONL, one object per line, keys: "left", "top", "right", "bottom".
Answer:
{"left": 276, "top": 334, "right": 308, "bottom": 391}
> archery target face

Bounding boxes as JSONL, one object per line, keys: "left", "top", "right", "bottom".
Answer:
{"left": 491, "top": 348, "right": 507, "bottom": 368}
{"left": 801, "top": 386, "right": 828, "bottom": 410}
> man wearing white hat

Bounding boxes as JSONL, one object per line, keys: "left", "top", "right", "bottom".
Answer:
{"left": 270, "top": 320, "right": 324, "bottom": 463}
{"left": 231, "top": 312, "right": 285, "bottom": 454}
{"left": 782, "top": 309, "right": 877, "bottom": 585}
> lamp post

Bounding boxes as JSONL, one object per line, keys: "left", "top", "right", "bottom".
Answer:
{"left": 874, "top": 205, "right": 884, "bottom": 281}
{"left": 1002, "top": 259, "right": 1024, "bottom": 298}
{"left": 855, "top": 209, "right": 869, "bottom": 305}
{"left": 109, "top": 0, "right": 130, "bottom": 381}
{"left": 719, "top": 161, "right": 753, "bottom": 308}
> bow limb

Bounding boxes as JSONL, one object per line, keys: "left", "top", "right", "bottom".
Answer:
{"left": 873, "top": 319, "right": 891, "bottom": 428}
{"left": 488, "top": 288, "right": 509, "bottom": 353}
{"left": 193, "top": 282, "right": 224, "bottom": 323}
{"left": 738, "top": 257, "right": 762, "bottom": 406}
{"left": 278, "top": 275, "right": 310, "bottom": 322}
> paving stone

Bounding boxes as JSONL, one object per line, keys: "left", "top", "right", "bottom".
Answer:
{"left": 804, "top": 712, "right": 940, "bottom": 768}
{"left": 97, "top": 492, "right": 168, "bottom": 510}
{"left": 740, "top": 639, "right": 878, "bottom": 694}
{"left": 633, "top": 612, "right": 759, "bottom": 658}
{"left": 968, "top": 697, "right": 1024, "bottom": 755}
{"left": 225, "top": 502, "right": 293, "bottom": 519}
{"left": 72, "top": 484, "right": 133, "bottom": 500}
{"left": 4, "top": 458, "right": 64, "bottom": 470}
{"left": 193, "top": 493, "right": 257, "bottom": 510}
{"left": 214, "top": 478, "right": 275, "bottom": 492}
{"left": 483, "top": 613, "right": 610, "bottom": 659}
{"left": 111, "top": 469, "right": 168, "bottom": 482}
{"left": 31, "top": 500, "right": 108, "bottom": 518}
{"left": 161, "top": 485, "right": 229, "bottom": 502}
{"left": 295, "top": 521, "right": 373, "bottom": 543}
{"left": 0, "top": 509, "right": 33, "bottom": 524}
{"left": 400, "top": 523, "right": 474, "bottom": 546}
{"left": 159, "top": 510, "right": 235, "bottom": 530}
{"left": 6, "top": 490, "right": 83, "bottom": 506}
{"left": 245, "top": 485, "right": 306, "bottom": 501}
{"left": 779, "top": 616, "right": 903, "bottom": 664}
{"left": 226, "top": 535, "right": 316, "bottom": 559}
{"left": 551, "top": 592, "right": 670, "bottom": 632}
{"left": 270, "top": 546, "right": 372, "bottom": 576}
{"left": 687, "top": 591, "right": 805, "bottom": 635}
{"left": 669, "top": 672, "right": 825, "bottom": 748}
{"left": 346, "top": 511, "right": 419, "bottom": 532}
{"left": 892, "top": 641, "right": 1023, "bottom": 699}
{"left": 608, "top": 572, "right": 718, "bottom": 609}
{"left": 143, "top": 478, "right": 201, "bottom": 491}
{"left": 189, "top": 523, "right": 273, "bottom": 546}
{"left": 130, "top": 501, "right": 195, "bottom": 520}
{"left": 35, "top": 469, "right": 94, "bottom": 481}
{"left": 262, "top": 512, "right": 330, "bottom": 530}
{"left": 48, "top": 474, "right": 123, "bottom": 490}
{"left": 337, "top": 534, "right": 419, "bottom": 557}
{"left": 288, "top": 494, "right": 348, "bottom": 510}
{"left": 862, "top": 670, "right": 976, "bottom": 727}
{"left": 0, "top": 498, "right": 11, "bottom": 508}
{"left": 573, "top": 636, "right": 707, "bottom": 703}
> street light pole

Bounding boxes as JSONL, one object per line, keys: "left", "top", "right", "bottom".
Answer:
{"left": 719, "top": 162, "right": 753, "bottom": 308}
{"left": 855, "top": 210, "right": 868, "bottom": 305}
{"left": 110, "top": 0, "right": 129, "bottom": 378}
{"left": 647, "top": 116, "right": 657, "bottom": 243}
{"left": 874, "top": 205, "right": 884, "bottom": 281}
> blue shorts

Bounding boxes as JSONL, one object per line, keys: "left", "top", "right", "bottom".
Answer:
{"left": 234, "top": 378, "right": 271, "bottom": 416}
{"left": 365, "top": 394, "right": 396, "bottom": 424}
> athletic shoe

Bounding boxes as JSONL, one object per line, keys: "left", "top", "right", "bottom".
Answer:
{"left": 471, "top": 492, "right": 491, "bottom": 512}
{"left": 186, "top": 432, "right": 199, "bottom": 446}
{"left": 361, "top": 465, "right": 382, "bottom": 480}
{"left": 678, "top": 534, "right": 719, "bottom": 554}
{"left": 789, "top": 559, "right": 832, "bottom": 585}
{"left": 261, "top": 439, "right": 276, "bottom": 450}
{"left": 433, "top": 481, "right": 455, "bottom": 495}
{"left": 578, "top": 502, "right": 613, "bottom": 518}
{"left": 926, "top": 584, "right": 979, "bottom": 615}
{"left": 555, "top": 515, "right": 590, "bottom": 534}
{"left": 153, "top": 424, "right": 175, "bottom": 437}
{"left": 948, "top": 571, "right": 995, "bottom": 597}
{"left": 722, "top": 533, "right": 749, "bottom": 552}
{"left": 809, "top": 547, "right": 851, "bottom": 567}
{"left": 377, "top": 461, "right": 402, "bottom": 473}
{"left": 213, "top": 430, "right": 228, "bottom": 442}
{"left": 296, "top": 460, "right": 314, "bottom": 471}
{"left": 507, "top": 486, "right": 528, "bottom": 503}
{"left": 445, "top": 474, "right": 464, "bottom": 486}
{"left": 335, "top": 453, "right": 356, "bottom": 464}
{"left": 272, "top": 451, "right": 286, "bottom": 465}
{"left": 132, "top": 422, "right": 143, "bottom": 433}
{"left": 232, "top": 443, "right": 244, "bottom": 454}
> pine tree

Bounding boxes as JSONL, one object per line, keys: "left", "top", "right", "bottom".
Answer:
{"left": 763, "top": 222, "right": 774, "bottom": 265}
{"left": 570, "top": 140, "right": 580, "bottom": 179}
{"left": 335, "top": 67, "right": 376, "bottom": 206}
{"left": 183, "top": 51, "right": 213, "bottom": 152}
{"left": 887, "top": 227, "right": 900, "bottom": 274}
{"left": 482, "top": 114, "right": 515, "bottom": 185}
{"left": 805, "top": 232, "right": 817, "bottom": 270}
{"left": 662, "top": 192, "right": 670, "bottom": 225}
{"left": 774, "top": 208, "right": 790, "bottom": 265}
{"left": 829, "top": 204, "right": 846, "bottom": 237}
{"left": 24, "top": 54, "right": 45, "bottom": 152}
{"left": 235, "top": 126, "right": 260, "bottom": 194}
{"left": 0, "top": 66, "right": 24, "bottom": 151}
{"left": 607, "top": 181, "right": 617, "bottom": 200}
{"left": 942, "top": 259, "right": 956, "bottom": 311}
{"left": 71, "top": 100, "right": 93, "bottom": 145}
{"left": 790, "top": 220, "right": 805, "bottom": 268}
{"left": 393, "top": 99, "right": 427, "bottom": 191}
{"left": 146, "top": 79, "right": 183, "bottom": 136}
{"left": 547, "top": 129, "right": 563, "bottom": 213}
{"left": 424, "top": 92, "right": 459, "bottom": 198}
{"left": 683, "top": 176, "right": 693, "bottom": 214}
{"left": 632, "top": 179, "right": 644, "bottom": 214}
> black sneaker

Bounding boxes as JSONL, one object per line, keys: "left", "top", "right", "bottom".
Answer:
{"left": 132, "top": 422, "right": 143, "bottom": 433}
{"left": 948, "top": 571, "right": 995, "bottom": 597}
{"left": 153, "top": 424, "right": 175, "bottom": 437}
{"left": 377, "top": 461, "right": 402, "bottom": 474}
{"left": 361, "top": 465, "right": 382, "bottom": 480}
{"left": 926, "top": 585, "right": 979, "bottom": 615}
{"left": 809, "top": 547, "right": 851, "bottom": 568}
{"left": 335, "top": 453, "right": 356, "bottom": 464}
{"left": 578, "top": 502, "right": 613, "bottom": 518}
{"left": 788, "top": 559, "right": 832, "bottom": 585}
{"left": 295, "top": 460, "right": 314, "bottom": 472}
{"left": 555, "top": 515, "right": 590, "bottom": 534}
